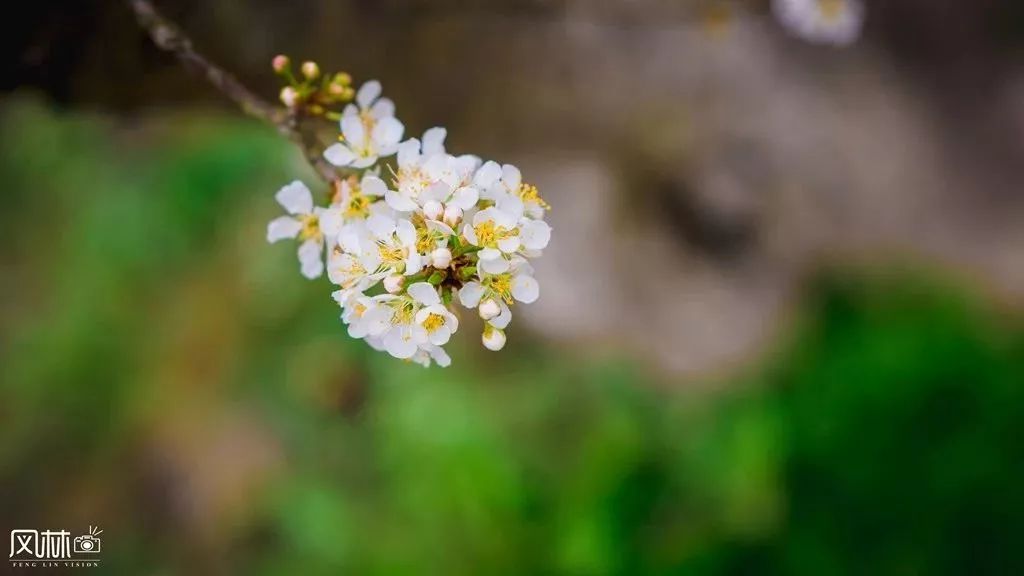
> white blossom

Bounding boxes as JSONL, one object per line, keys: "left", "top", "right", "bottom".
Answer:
{"left": 409, "top": 282, "right": 459, "bottom": 346}
{"left": 458, "top": 256, "right": 538, "bottom": 328}
{"left": 362, "top": 215, "right": 424, "bottom": 277}
{"left": 462, "top": 206, "right": 521, "bottom": 274}
{"left": 266, "top": 180, "right": 327, "bottom": 279}
{"left": 773, "top": 0, "right": 864, "bottom": 46}
{"left": 323, "top": 80, "right": 405, "bottom": 168}
{"left": 319, "top": 174, "right": 390, "bottom": 239}
{"left": 475, "top": 161, "right": 549, "bottom": 220}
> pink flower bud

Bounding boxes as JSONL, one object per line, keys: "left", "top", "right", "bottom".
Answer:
{"left": 272, "top": 55, "right": 289, "bottom": 73}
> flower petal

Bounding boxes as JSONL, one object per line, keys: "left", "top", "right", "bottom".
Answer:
{"left": 480, "top": 254, "right": 510, "bottom": 274}
{"left": 361, "top": 175, "right": 388, "bottom": 197}
{"left": 396, "top": 219, "right": 417, "bottom": 246}
{"left": 298, "top": 239, "right": 324, "bottom": 279}
{"left": 356, "top": 80, "right": 382, "bottom": 108}
{"left": 324, "top": 143, "right": 355, "bottom": 167}
{"left": 490, "top": 302, "right": 512, "bottom": 329}
{"left": 520, "top": 219, "right": 552, "bottom": 250}
{"left": 458, "top": 282, "right": 484, "bottom": 308}
{"left": 426, "top": 220, "right": 455, "bottom": 236}
{"left": 462, "top": 222, "right": 478, "bottom": 245}
{"left": 318, "top": 207, "right": 343, "bottom": 238}
{"left": 411, "top": 324, "right": 429, "bottom": 345}
{"left": 385, "top": 190, "right": 418, "bottom": 212}
{"left": 351, "top": 155, "right": 377, "bottom": 169}
{"left": 428, "top": 345, "right": 451, "bottom": 367}
{"left": 474, "top": 161, "right": 502, "bottom": 189}
{"left": 397, "top": 138, "right": 421, "bottom": 169}
{"left": 422, "top": 127, "right": 447, "bottom": 156}
{"left": 364, "top": 307, "right": 392, "bottom": 337}
{"left": 404, "top": 252, "right": 423, "bottom": 275}
{"left": 429, "top": 325, "right": 452, "bottom": 346}
{"left": 371, "top": 97, "right": 395, "bottom": 119}
{"left": 451, "top": 186, "right": 479, "bottom": 210}
{"left": 373, "top": 117, "right": 405, "bottom": 147}
{"left": 384, "top": 327, "right": 417, "bottom": 359}
{"left": 267, "top": 216, "right": 302, "bottom": 243}
{"left": 479, "top": 247, "right": 502, "bottom": 261}
{"left": 408, "top": 282, "right": 441, "bottom": 305}
{"left": 502, "top": 164, "right": 522, "bottom": 191}
{"left": 275, "top": 180, "right": 314, "bottom": 215}
{"left": 498, "top": 236, "right": 521, "bottom": 253}
{"left": 367, "top": 214, "right": 396, "bottom": 238}
{"left": 498, "top": 195, "right": 525, "bottom": 221}
{"left": 473, "top": 207, "right": 500, "bottom": 227}
{"left": 341, "top": 115, "right": 366, "bottom": 145}
{"left": 512, "top": 274, "right": 540, "bottom": 303}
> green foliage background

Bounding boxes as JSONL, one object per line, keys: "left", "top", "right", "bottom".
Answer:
{"left": 1, "top": 97, "right": 1023, "bottom": 575}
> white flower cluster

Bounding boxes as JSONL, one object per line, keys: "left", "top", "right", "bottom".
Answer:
{"left": 773, "top": 0, "right": 865, "bottom": 46}
{"left": 267, "top": 80, "right": 552, "bottom": 367}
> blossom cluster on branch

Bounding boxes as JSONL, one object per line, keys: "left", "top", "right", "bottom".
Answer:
{"left": 267, "top": 62, "right": 551, "bottom": 367}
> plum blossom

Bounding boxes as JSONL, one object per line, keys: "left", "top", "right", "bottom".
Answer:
{"left": 266, "top": 180, "right": 328, "bottom": 279}
{"left": 268, "top": 75, "right": 552, "bottom": 367}
{"left": 323, "top": 80, "right": 405, "bottom": 168}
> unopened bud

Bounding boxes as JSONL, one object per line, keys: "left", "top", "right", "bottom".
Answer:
{"left": 482, "top": 326, "right": 506, "bottom": 351}
{"left": 279, "top": 86, "right": 299, "bottom": 107}
{"left": 479, "top": 298, "right": 500, "bottom": 320}
{"left": 328, "top": 82, "right": 346, "bottom": 96}
{"left": 272, "top": 55, "right": 290, "bottom": 73}
{"left": 334, "top": 72, "right": 352, "bottom": 86}
{"left": 384, "top": 274, "right": 405, "bottom": 294}
{"left": 443, "top": 204, "right": 463, "bottom": 227}
{"left": 300, "top": 61, "right": 320, "bottom": 80}
{"left": 430, "top": 247, "right": 452, "bottom": 269}
{"left": 423, "top": 200, "right": 443, "bottom": 221}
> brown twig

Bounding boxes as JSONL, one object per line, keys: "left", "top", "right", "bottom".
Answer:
{"left": 127, "top": 0, "right": 339, "bottom": 184}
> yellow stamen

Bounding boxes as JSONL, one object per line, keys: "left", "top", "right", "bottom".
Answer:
{"left": 378, "top": 242, "right": 405, "bottom": 264}
{"left": 298, "top": 214, "right": 321, "bottom": 241}
{"left": 517, "top": 183, "right": 550, "bottom": 210}
{"left": 422, "top": 314, "right": 445, "bottom": 332}
{"left": 484, "top": 273, "right": 514, "bottom": 304}
{"left": 416, "top": 226, "right": 442, "bottom": 254}
{"left": 344, "top": 190, "right": 371, "bottom": 219}
{"left": 391, "top": 302, "right": 415, "bottom": 324}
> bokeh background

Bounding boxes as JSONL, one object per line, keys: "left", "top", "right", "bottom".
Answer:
{"left": 3, "top": 1, "right": 1024, "bottom": 574}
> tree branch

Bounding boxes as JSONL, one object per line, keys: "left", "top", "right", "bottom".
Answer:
{"left": 127, "top": 0, "right": 339, "bottom": 184}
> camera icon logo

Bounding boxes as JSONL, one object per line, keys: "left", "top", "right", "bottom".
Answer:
{"left": 73, "top": 526, "right": 102, "bottom": 554}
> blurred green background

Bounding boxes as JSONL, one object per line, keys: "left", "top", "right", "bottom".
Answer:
{"left": 4, "top": 1, "right": 1024, "bottom": 574}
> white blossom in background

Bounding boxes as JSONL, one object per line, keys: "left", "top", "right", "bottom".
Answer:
{"left": 773, "top": 0, "right": 865, "bottom": 46}
{"left": 268, "top": 80, "right": 552, "bottom": 367}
